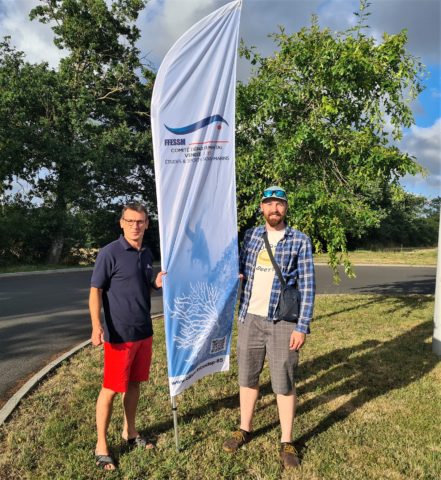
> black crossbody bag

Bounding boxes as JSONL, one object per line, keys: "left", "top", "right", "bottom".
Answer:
{"left": 263, "top": 232, "right": 301, "bottom": 323}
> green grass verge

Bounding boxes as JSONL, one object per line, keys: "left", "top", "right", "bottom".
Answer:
{"left": 0, "top": 295, "right": 440, "bottom": 479}
{"left": 314, "top": 248, "right": 437, "bottom": 265}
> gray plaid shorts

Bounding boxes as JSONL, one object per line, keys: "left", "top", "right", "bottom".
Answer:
{"left": 237, "top": 313, "right": 299, "bottom": 395}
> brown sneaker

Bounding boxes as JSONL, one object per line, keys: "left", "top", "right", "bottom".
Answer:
{"left": 222, "top": 429, "right": 252, "bottom": 453}
{"left": 280, "top": 442, "right": 300, "bottom": 468}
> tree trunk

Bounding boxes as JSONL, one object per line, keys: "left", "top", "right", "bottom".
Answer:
{"left": 46, "top": 233, "right": 65, "bottom": 264}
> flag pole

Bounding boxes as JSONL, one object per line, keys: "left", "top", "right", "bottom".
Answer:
{"left": 432, "top": 208, "right": 441, "bottom": 356}
{"left": 171, "top": 395, "right": 180, "bottom": 450}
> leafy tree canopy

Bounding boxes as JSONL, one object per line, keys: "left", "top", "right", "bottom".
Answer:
{"left": 0, "top": 0, "right": 155, "bottom": 262}
{"left": 236, "top": 2, "right": 425, "bottom": 274}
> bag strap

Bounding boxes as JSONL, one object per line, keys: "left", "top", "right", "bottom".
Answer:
{"left": 263, "top": 231, "right": 286, "bottom": 287}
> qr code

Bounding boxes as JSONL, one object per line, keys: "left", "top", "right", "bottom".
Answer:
{"left": 210, "top": 336, "right": 227, "bottom": 354}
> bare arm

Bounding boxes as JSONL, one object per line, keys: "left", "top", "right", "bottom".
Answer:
{"left": 89, "top": 287, "right": 104, "bottom": 346}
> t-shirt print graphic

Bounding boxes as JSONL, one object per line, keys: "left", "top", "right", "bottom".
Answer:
{"left": 256, "top": 242, "right": 277, "bottom": 272}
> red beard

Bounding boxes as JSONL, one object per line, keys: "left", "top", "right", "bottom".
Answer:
{"left": 265, "top": 213, "right": 284, "bottom": 227}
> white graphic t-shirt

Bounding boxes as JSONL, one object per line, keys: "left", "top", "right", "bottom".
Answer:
{"left": 247, "top": 228, "right": 285, "bottom": 317}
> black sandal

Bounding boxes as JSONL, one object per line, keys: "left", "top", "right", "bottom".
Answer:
{"left": 95, "top": 454, "right": 116, "bottom": 471}
{"left": 126, "top": 435, "right": 155, "bottom": 450}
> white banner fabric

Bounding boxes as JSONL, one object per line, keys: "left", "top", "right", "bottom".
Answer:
{"left": 152, "top": 0, "right": 242, "bottom": 396}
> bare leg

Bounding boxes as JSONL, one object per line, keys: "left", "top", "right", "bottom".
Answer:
{"left": 122, "top": 381, "right": 140, "bottom": 440}
{"left": 239, "top": 386, "right": 259, "bottom": 432}
{"left": 96, "top": 387, "right": 117, "bottom": 470}
{"left": 276, "top": 390, "right": 296, "bottom": 443}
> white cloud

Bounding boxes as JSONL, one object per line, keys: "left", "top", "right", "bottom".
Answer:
{"left": 317, "top": 0, "right": 358, "bottom": 29}
{"left": 138, "top": 0, "right": 220, "bottom": 70}
{"left": 367, "top": 0, "right": 441, "bottom": 64}
{"left": 403, "top": 119, "right": 441, "bottom": 174}
{"left": 401, "top": 118, "right": 441, "bottom": 197}
{"left": 401, "top": 172, "right": 440, "bottom": 198}
{"left": 431, "top": 88, "right": 441, "bottom": 99}
{"left": 0, "top": 0, "right": 65, "bottom": 66}
{"left": 3, "top": 0, "right": 439, "bottom": 71}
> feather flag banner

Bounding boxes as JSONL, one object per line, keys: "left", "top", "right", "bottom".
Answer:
{"left": 152, "top": 0, "right": 242, "bottom": 397}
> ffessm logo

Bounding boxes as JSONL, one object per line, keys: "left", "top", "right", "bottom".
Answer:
{"left": 164, "top": 138, "right": 186, "bottom": 146}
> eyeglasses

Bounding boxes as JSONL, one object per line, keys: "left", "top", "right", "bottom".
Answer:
{"left": 262, "top": 189, "right": 287, "bottom": 199}
{"left": 122, "top": 218, "right": 146, "bottom": 226}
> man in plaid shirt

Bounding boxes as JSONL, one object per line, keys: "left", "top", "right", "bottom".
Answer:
{"left": 223, "top": 185, "right": 315, "bottom": 469}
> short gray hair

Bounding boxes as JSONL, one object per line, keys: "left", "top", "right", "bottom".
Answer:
{"left": 121, "top": 203, "right": 149, "bottom": 219}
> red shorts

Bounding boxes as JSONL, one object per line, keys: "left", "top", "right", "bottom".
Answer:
{"left": 103, "top": 337, "right": 153, "bottom": 393}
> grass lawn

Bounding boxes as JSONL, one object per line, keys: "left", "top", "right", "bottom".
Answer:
{"left": 0, "top": 295, "right": 440, "bottom": 479}
{"left": 314, "top": 248, "right": 437, "bottom": 266}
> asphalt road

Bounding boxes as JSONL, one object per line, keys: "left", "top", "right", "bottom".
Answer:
{"left": 0, "top": 268, "right": 163, "bottom": 405}
{"left": 314, "top": 264, "right": 436, "bottom": 295}
{"left": 0, "top": 264, "right": 436, "bottom": 404}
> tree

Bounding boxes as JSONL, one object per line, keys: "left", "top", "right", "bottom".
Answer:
{"left": 0, "top": 0, "right": 155, "bottom": 263}
{"left": 0, "top": 38, "right": 58, "bottom": 192}
{"left": 0, "top": 193, "right": 88, "bottom": 266}
{"left": 235, "top": 1, "right": 425, "bottom": 273}
{"left": 351, "top": 193, "right": 440, "bottom": 248}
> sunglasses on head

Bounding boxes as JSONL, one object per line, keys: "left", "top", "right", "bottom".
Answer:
{"left": 263, "top": 189, "right": 286, "bottom": 199}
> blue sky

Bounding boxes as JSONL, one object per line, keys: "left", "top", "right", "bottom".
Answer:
{"left": 1, "top": 0, "right": 440, "bottom": 198}
{"left": 414, "top": 64, "right": 441, "bottom": 128}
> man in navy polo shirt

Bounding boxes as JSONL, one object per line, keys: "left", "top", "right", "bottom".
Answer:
{"left": 89, "top": 203, "right": 165, "bottom": 471}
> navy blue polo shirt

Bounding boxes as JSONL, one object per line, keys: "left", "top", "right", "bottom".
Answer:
{"left": 91, "top": 235, "right": 154, "bottom": 343}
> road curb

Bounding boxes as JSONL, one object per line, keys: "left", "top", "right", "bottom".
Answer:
{"left": 0, "top": 267, "right": 94, "bottom": 278}
{"left": 0, "top": 313, "right": 164, "bottom": 426}
{"left": 0, "top": 263, "right": 163, "bottom": 278}
{"left": 0, "top": 339, "right": 91, "bottom": 426}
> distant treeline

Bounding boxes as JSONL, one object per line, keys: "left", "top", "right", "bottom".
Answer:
{"left": 348, "top": 194, "right": 440, "bottom": 250}
{"left": 0, "top": 194, "right": 438, "bottom": 267}
{"left": 0, "top": 201, "right": 160, "bottom": 266}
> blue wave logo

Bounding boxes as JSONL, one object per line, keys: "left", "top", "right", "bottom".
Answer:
{"left": 165, "top": 115, "right": 228, "bottom": 135}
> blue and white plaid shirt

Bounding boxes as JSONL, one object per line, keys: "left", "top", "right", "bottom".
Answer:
{"left": 238, "top": 225, "right": 315, "bottom": 333}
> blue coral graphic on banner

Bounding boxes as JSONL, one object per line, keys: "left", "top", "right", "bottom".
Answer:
{"left": 168, "top": 238, "right": 238, "bottom": 372}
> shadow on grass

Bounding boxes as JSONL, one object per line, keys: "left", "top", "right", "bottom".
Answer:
{"left": 250, "top": 297, "right": 438, "bottom": 456}
{"left": 135, "top": 390, "right": 245, "bottom": 443}
{"left": 143, "top": 295, "right": 437, "bottom": 457}
{"left": 293, "top": 318, "right": 438, "bottom": 456}
{"left": 314, "top": 293, "right": 433, "bottom": 322}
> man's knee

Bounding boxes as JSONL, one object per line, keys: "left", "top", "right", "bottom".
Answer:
{"left": 275, "top": 387, "right": 297, "bottom": 406}
{"left": 276, "top": 389, "right": 296, "bottom": 398}
{"left": 99, "top": 386, "right": 119, "bottom": 400}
